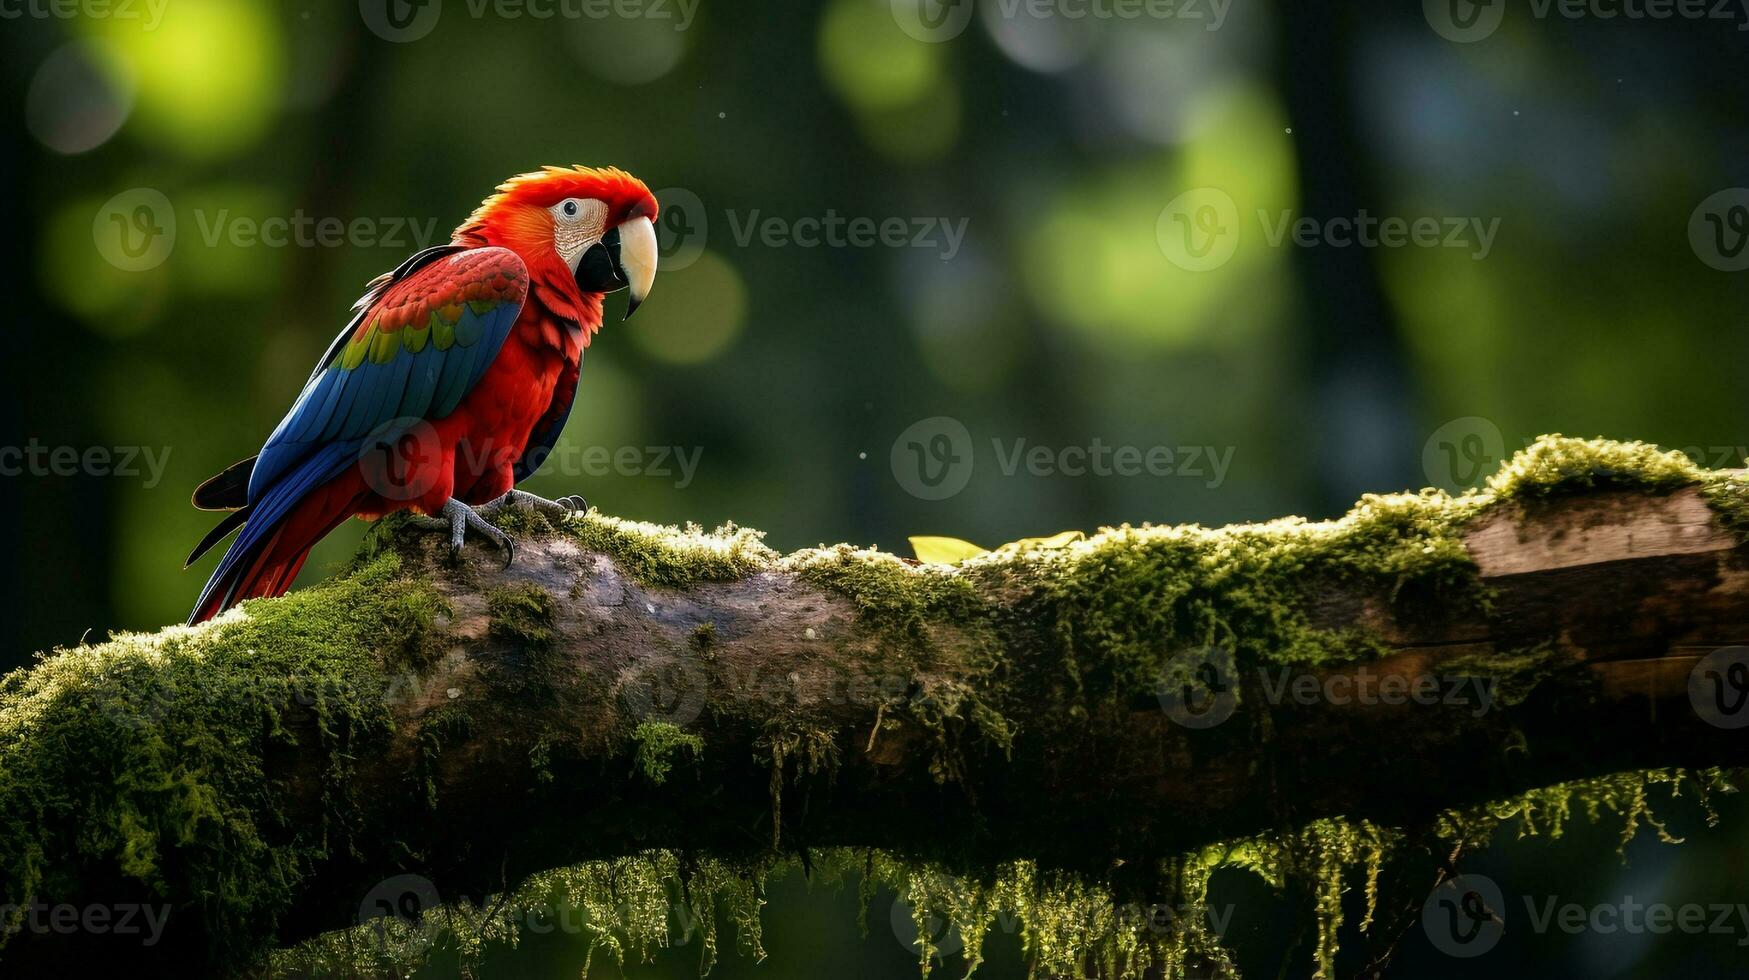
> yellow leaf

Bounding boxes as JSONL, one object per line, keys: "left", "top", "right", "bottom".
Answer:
{"left": 908, "top": 536, "right": 989, "bottom": 565}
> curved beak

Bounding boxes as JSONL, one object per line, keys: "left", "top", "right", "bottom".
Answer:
{"left": 574, "top": 215, "right": 658, "bottom": 321}
{"left": 616, "top": 215, "right": 657, "bottom": 320}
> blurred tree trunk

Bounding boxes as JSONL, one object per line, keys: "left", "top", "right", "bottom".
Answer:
{"left": 1274, "top": 3, "right": 1424, "bottom": 510}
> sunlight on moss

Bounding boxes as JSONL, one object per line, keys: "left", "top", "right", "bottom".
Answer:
{"left": 558, "top": 510, "right": 778, "bottom": 588}
{"left": 0, "top": 554, "right": 445, "bottom": 969}
{"left": 634, "top": 721, "right": 704, "bottom": 785}
{"left": 9, "top": 435, "right": 1746, "bottom": 975}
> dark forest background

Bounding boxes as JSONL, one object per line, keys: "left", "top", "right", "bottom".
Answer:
{"left": 4, "top": 1, "right": 1749, "bottom": 975}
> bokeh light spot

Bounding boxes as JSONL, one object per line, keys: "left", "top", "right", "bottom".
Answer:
{"left": 630, "top": 251, "right": 747, "bottom": 364}
{"left": 819, "top": 0, "right": 944, "bottom": 112}
{"left": 26, "top": 39, "right": 135, "bottom": 155}
{"left": 85, "top": 0, "right": 284, "bottom": 159}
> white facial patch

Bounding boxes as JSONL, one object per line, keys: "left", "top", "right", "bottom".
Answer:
{"left": 551, "top": 197, "right": 609, "bottom": 270}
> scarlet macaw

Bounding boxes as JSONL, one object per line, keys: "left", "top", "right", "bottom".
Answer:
{"left": 186, "top": 166, "right": 659, "bottom": 623}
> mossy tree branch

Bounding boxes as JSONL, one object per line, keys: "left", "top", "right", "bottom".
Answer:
{"left": 4, "top": 437, "right": 1749, "bottom": 975}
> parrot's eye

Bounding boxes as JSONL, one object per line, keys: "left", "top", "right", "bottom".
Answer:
{"left": 550, "top": 198, "right": 610, "bottom": 271}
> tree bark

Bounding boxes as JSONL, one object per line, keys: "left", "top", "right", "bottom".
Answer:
{"left": 5, "top": 460, "right": 1749, "bottom": 974}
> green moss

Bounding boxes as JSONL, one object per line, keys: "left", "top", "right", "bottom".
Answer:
{"left": 1484, "top": 434, "right": 1702, "bottom": 498}
{"left": 1702, "top": 472, "right": 1749, "bottom": 541}
{"left": 484, "top": 583, "right": 566, "bottom": 701}
{"left": 561, "top": 512, "right": 776, "bottom": 589}
{"left": 787, "top": 545, "right": 989, "bottom": 646}
{"left": 415, "top": 703, "right": 475, "bottom": 808}
{"left": 13, "top": 435, "right": 1748, "bottom": 975}
{"left": 632, "top": 721, "right": 703, "bottom": 786}
{"left": 691, "top": 621, "right": 718, "bottom": 656}
{"left": 758, "top": 726, "right": 841, "bottom": 849}
{"left": 487, "top": 582, "right": 556, "bottom": 649}
{"left": 275, "top": 767, "right": 1730, "bottom": 980}
{"left": 991, "top": 488, "right": 1485, "bottom": 722}
{"left": 0, "top": 553, "right": 445, "bottom": 971}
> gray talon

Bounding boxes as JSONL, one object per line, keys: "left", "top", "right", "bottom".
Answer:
{"left": 420, "top": 499, "right": 515, "bottom": 564}
{"left": 480, "top": 488, "right": 585, "bottom": 519}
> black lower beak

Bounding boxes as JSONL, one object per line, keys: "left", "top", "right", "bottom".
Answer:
{"left": 575, "top": 217, "right": 656, "bottom": 321}
{"left": 576, "top": 225, "right": 629, "bottom": 295}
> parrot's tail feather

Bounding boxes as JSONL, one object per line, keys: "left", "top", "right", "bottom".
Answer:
{"left": 187, "top": 504, "right": 254, "bottom": 568}
{"left": 189, "top": 447, "right": 364, "bottom": 624}
{"left": 192, "top": 455, "right": 258, "bottom": 511}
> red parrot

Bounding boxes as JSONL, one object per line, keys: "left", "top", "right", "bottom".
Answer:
{"left": 186, "top": 166, "right": 659, "bottom": 623}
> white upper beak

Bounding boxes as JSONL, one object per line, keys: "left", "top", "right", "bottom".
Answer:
{"left": 619, "top": 215, "right": 657, "bottom": 319}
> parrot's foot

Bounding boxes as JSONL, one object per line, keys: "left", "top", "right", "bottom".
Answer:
{"left": 480, "top": 488, "right": 590, "bottom": 518}
{"left": 410, "top": 499, "right": 516, "bottom": 568}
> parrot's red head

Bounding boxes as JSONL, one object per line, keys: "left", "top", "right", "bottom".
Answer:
{"left": 456, "top": 165, "right": 660, "bottom": 321}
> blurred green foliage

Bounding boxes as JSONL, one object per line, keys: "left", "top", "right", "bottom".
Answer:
{"left": 8, "top": 0, "right": 1749, "bottom": 975}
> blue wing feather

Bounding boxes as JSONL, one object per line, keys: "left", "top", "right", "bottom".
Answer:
{"left": 248, "top": 248, "right": 528, "bottom": 501}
